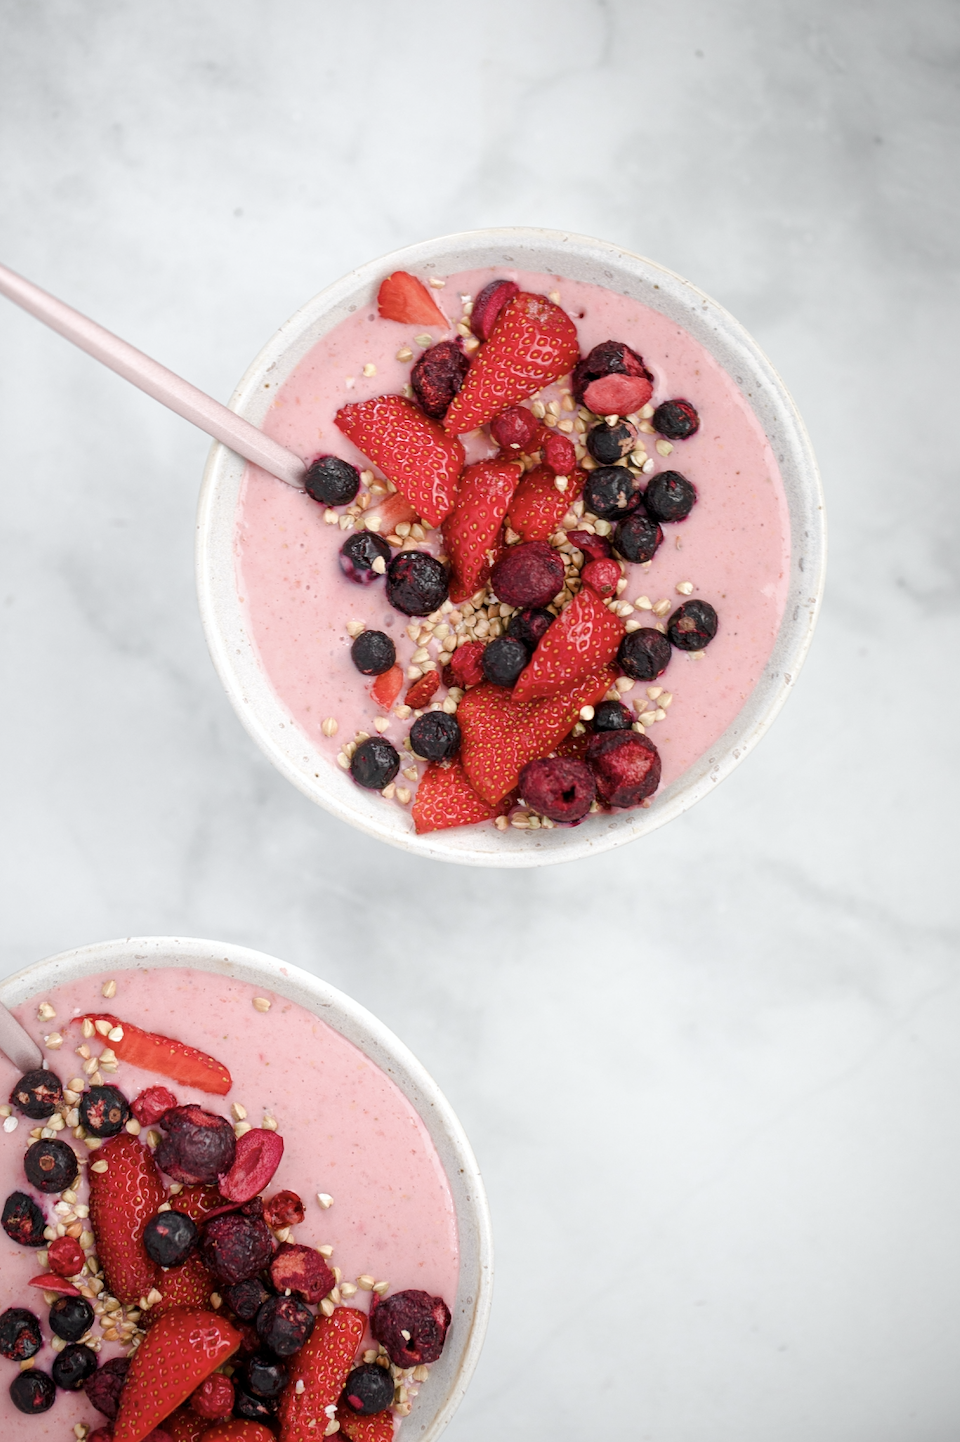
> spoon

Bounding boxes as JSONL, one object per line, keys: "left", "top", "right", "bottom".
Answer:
{"left": 0, "top": 259, "right": 306, "bottom": 489}
{"left": 0, "top": 1003, "right": 43, "bottom": 1074}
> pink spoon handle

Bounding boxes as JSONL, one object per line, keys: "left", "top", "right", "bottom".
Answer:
{"left": 0, "top": 260, "right": 306, "bottom": 489}
{"left": 0, "top": 1002, "right": 43, "bottom": 1074}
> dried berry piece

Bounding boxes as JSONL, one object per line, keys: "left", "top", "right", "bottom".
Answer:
{"left": 518, "top": 757, "right": 596, "bottom": 824}
{"left": 411, "top": 340, "right": 470, "bottom": 420}
{"left": 371, "top": 663, "right": 403, "bottom": 711}
{"left": 592, "top": 699, "right": 634, "bottom": 732}
{"left": 567, "top": 529, "right": 612, "bottom": 562}
{"left": 370, "top": 1289, "right": 451, "bottom": 1367}
{"left": 9, "top": 1069, "right": 63, "bottom": 1119}
{"left": 339, "top": 531, "right": 392, "bottom": 586}
{"left": 80, "top": 1083, "right": 130, "bottom": 1137}
{"left": 52, "top": 1341, "right": 98, "bottom": 1390}
{"left": 28, "top": 1273, "right": 81, "bottom": 1297}
{"left": 542, "top": 432, "right": 576, "bottom": 475}
{"left": 613, "top": 511, "right": 663, "bottom": 564}
{"left": 47, "top": 1235, "right": 86, "bottom": 1277}
{"left": 243, "top": 1355, "right": 289, "bottom": 1399}
{"left": 219, "top": 1129, "right": 284, "bottom": 1206}
{"left": 223, "top": 1277, "right": 272, "bottom": 1323}
{"left": 652, "top": 398, "right": 700, "bottom": 440}
{"left": 444, "top": 639, "right": 486, "bottom": 689}
{"left": 404, "top": 670, "right": 442, "bottom": 709}
{"left": 132, "top": 1085, "right": 179, "bottom": 1127}
{"left": 489, "top": 405, "right": 541, "bottom": 452}
{"left": 269, "top": 1243, "right": 336, "bottom": 1304}
{"left": 586, "top": 730, "right": 661, "bottom": 807}
{"left": 85, "top": 1355, "right": 130, "bottom": 1418}
{"left": 190, "top": 1373, "right": 235, "bottom": 1420}
{"left": 618, "top": 628, "right": 672, "bottom": 681}
{"left": 340, "top": 1363, "right": 395, "bottom": 1416}
{"left": 580, "top": 557, "right": 621, "bottom": 599}
{"left": 506, "top": 607, "right": 554, "bottom": 654}
{"left": 2, "top": 1191, "right": 47, "bottom": 1247}
{"left": 304, "top": 455, "right": 360, "bottom": 507}
{"left": 583, "top": 465, "right": 643, "bottom": 520}
{"left": 262, "top": 1191, "right": 304, "bottom": 1230}
{"left": 481, "top": 636, "right": 528, "bottom": 688}
{"left": 9, "top": 1368, "right": 56, "bottom": 1414}
{"left": 24, "top": 1138, "right": 79, "bottom": 1193}
{"left": 572, "top": 340, "right": 653, "bottom": 411}
{"left": 350, "top": 737, "right": 401, "bottom": 791}
{"left": 586, "top": 420, "right": 638, "bottom": 465}
{"left": 0, "top": 1306, "right": 42, "bottom": 1361}
{"left": 470, "top": 278, "right": 519, "bottom": 341}
{"left": 490, "top": 541, "right": 564, "bottom": 608}
{"left": 643, "top": 470, "right": 697, "bottom": 523}
{"left": 386, "top": 550, "right": 449, "bottom": 616}
{"left": 410, "top": 711, "right": 461, "bottom": 761}
{"left": 49, "top": 1293, "right": 94, "bottom": 1341}
{"left": 201, "top": 1212, "right": 276, "bottom": 1286}
{"left": 255, "top": 1295, "right": 315, "bottom": 1357}
{"left": 350, "top": 631, "right": 396, "bottom": 676}
{"left": 377, "top": 272, "right": 447, "bottom": 328}
{"left": 144, "top": 1210, "right": 199, "bottom": 1268}
{"left": 668, "top": 599, "right": 718, "bottom": 651}
{"left": 156, "top": 1105, "right": 237, "bottom": 1186}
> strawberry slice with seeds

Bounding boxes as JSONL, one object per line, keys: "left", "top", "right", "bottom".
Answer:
{"left": 443, "top": 458, "right": 522, "bottom": 602}
{"left": 194, "top": 1425, "right": 273, "bottom": 1442}
{"left": 173, "top": 1184, "right": 230, "bottom": 1225}
{"left": 371, "top": 664, "right": 403, "bottom": 711}
{"left": 337, "top": 1407, "right": 396, "bottom": 1442}
{"left": 88, "top": 1132, "right": 166, "bottom": 1306}
{"left": 412, "top": 759, "right": 512, "bottom": 834}
{"left": 278, "top": 1306, "right": 367, "bottom": 1442}
{"left": 163, "top": 1407, "right": 209, "bottom": 1442}
{"left": 377, "top": 271, "right": 448, "bottom": 329}
{"left": 112, "top": 1308, "right": 241, "bottom": 1442}
{"left": 336, "top": 395, "right": 463, "bottom": 528}
{"left": 506, "top": 464, "right": 583, "bottom": 543}
{"left": 78, "top": 1013, "right": 232, "bottom": 1095}
{"left": 512, "top": 586, "right": 625, "bottom": 703}
{"left": 153, "top": 1251, "right": 217, "bottom": 1316}
{"left": 458, "top": 665, "right": 618, "bottom": 804}
{"left": 444, "top": 292, "right": 580, "bottom": 435}
{"left": 364, "top": 490, "right": 419, "bottom": 537}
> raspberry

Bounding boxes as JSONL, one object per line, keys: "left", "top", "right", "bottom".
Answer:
{"left": 47, "top": 1235, "right": 86, "bottom": 1277}
{"left": 201, "top": 1212, "right": 276, "bottom": 1286}
{"left": 262, "top": 1191, "right": 305, "bottom": 1230}
{"left": 444, "top": 639, "right": 485, "bottom": 689}
{"left": 190, "top": 1373, "right": 235, "bottom": 1420}
{"left": 643, "top": 470, "right": 697, "bottom": 523}
{"left": 489, "top": 405, "right": 540, "bottom": 452}
{"left": 490, "top": 541, "right": 564, "bottom": 608}
{"left": 386, "top": 550, "right": 449, "bottom": 616}
{"left": 586, "top": 420, "right": 638, "bottom": 465}
{"left": 470, "top": 278, "right": 519, "bottom": 341}
{"left": 613, "top": 511, "right": 663, "bottom": 565}
{"left": 84, "top": 1355, "right": 130, "bottom": 1418}
{"left": 582, "top": 465, "right": 642, "bottom": 520}
{"left": 411, "top": 340, "right": 470, "bottom": 420}
{"left": 269, "top": 1242, "right": 336, "bottom": 1303}
{"left": 132, "top": 1085, "right": 179, "bottom": 1127}
{"left": 9, "top": 1069, "right": 63, "bottom": 1119}
{"left": 586, "top": 730, "right": 661, "bottom": 807}
{"left": 542, "top": 432, "right": 576, "bottom": 475}
{"left": 668, "top": 599, "right": 718, "bottom": 651}
{"left": 652, "top": 398, "right": 700, "bottom": 440}
{"left": 506, "top": 606, "right": 554, "bottom": 654}
{"left": 518, "top": 756, "right": 596, "bottom": 823}
{"left": 339, "top": 532, "right": 392, "bottom": 585}
{"left": 155, "top": 1104, "right": 236, "bottom": 1186}
{"left": 580, "top": 557, "right": 621, "bottom": 599}
{"left": 370, "top": 1289, "right": 451, "bottom": 1367}
{"left": 350, "top": 737, "right": 401, "bottom": 791}
{"left": 304, "top": 455, "right": 360, "bottom": 507}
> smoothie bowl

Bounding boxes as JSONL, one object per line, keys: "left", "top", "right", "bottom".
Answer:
{"left": 0, "top": 937, "right": 491, "bottom": 1441}
{"left": 197, "top": 228, "right": 824, "bottom": 866}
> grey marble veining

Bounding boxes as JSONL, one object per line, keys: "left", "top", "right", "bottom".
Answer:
{"left": 1, "top": 2, "right": 958, "bottom": 1437}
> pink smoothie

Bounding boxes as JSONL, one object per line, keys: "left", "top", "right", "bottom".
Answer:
{"left": 236, "top": 268, "right": 790, "bottom": 823}
{"left": 0, "top": 968, "right": 459, "bottom": 1435}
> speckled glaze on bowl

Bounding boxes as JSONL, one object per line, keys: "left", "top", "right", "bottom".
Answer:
{"left": 0, "top": 937, "right": 492, "bottom": 1442}
{"left": 196, "top": 228, "right": 825, "bottom": 867}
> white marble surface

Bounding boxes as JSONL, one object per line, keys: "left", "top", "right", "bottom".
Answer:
{"left": 0, "top": 3, "right": 957, "bottom": 1437}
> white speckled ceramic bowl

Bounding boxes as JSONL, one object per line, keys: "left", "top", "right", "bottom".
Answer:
{"left": 196, "top": 228, "right": 825, "bottom": 866}
{"left": 0, "top": 937, "right": 492, "bottom": 1442}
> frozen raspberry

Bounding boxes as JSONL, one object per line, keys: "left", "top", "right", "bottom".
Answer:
{"left": 350, "top": 736, "right": 401, "bottom": 791}
{"left": 586, "top": 730, "right": 661, "bottom": 807}
{"left": 652, "top": 398, "right": 700, "bottom": 440}
{"left": 506, "top": 606, "right": 554, "bottom": 654}
{"left": 2, "top": 1191, "right": 46, "bottom": 1247}
{"left": 47, "top": 1236, "right": 86, "bottom": 1277}
{"left": 255, "top": 1295, "right": 315, "bottom": 1357}
{"left": 304, "top": 455, "right": 360, "bottom": 507}
{"left": 244, "top": 1354, "right": 289, "bottom": 1399}
{"left": 470, "top": 278, "right": 519, "bottom": 341}
{"left": 350, "top": 630, "right": 396, "bottom": 676}
{"left": 9, "top": 1069, "right": 63, "bottom": 1119}
{"left": 0, "top": 1307, "right": 42, "bottom": 1361}
{"left": 52, "top": 1342, "right": 98, "bottom": 1391}
{"left": 580, "top": 557, "right": 621, "bottom": 599}
{"left": 490, "top": 405, "right": 541, "bottom": 452}
{"left": 339, "top": 531, "right": 392, "bottom": 585}
{"left": 84, "top": 1355, "right": 130, "bottom": 1418}
{"left": 201, "top": 1212, "right": 275, "bottom": 1286}
{"left": 371, "top": 1289, "right": 451, "bottom": 1367}
{"left": 411, "top": 340, "right": 470, "bottom": 420}
{"left": 481, "top": 636, "right": 528, "bottom": 688}
{"left": 643, "top": 470, "right": 697, "bottom": 523}
{"left": 586, "top": 420, "right": 638, "bottom": 465}
{"left": 410, "top": 711, "right": 461, "bottom": 761}
{"left": 386, "top": 550, "right": 448, "bottom": 616}
{"left": 518, "top": 757, "right": 596, "bottom": 823}
{"left": 668, "top": 599, "right": 718, "bottom": 650}
{"left": 341, "top": 1362, "right": 395, "bottom": 1416}
{"left": 592, "top": 700, "right": 634, "bottom": 732}
{"left": 567, "top": 530, "right": 612, "bottom": 563}
{"left": 190, "top": 1373, "right": 235, "bottom": 1420}
{"left": 443, "top": 639, "right": 485, "bottom": 689}
{"left": 49, "top": 1294, "right": 94, "bottom": 1342}
{"left": 155, "top": 1104, "right": 236, "bottom": 1186}
{"left": 583, "top": 466, "right": 642, "bottom": 520}
{"left": 79, "top": 1084, "right": 130, "bottom": 1138}
{"left": 269, "top": 1243, "right": 336, "bottom": 1303}
{"left": 491, "top": 541, "right": 564, "bottom": 608}
{"left": 262, "top": 1191, "right": 305, "bottom": 1230}
{"left": 223, "top": 1276, "right": 272, "bottom": 1322}
{"left": 131, "top": 1085, "right": 179, "bottom": 1127}
{"left": 613, "top": 511, "right": 663, "bottom": 565}
{"left": 24, "top": 1138, "right": 79, "bottom": 1193}
{"left": 542, "top": 432, "right": 576, "bottom": 475}
{"left": 144, "top": 1209, "right": 199, "bottom": 1268}
{"left": 9, "top": 1369, "right": 55, "bottom": 1414}
{"left": 618, "top": 628, "right": 672, "bottom": 682}
{"left": 572, "top": 340, "right": 653, "bottom": 407}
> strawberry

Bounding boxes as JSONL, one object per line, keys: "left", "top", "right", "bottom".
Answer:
{"left": 337, "top": 1406, "right": 396, "bottom": 1442}
{"left": 162, "top": 1408, "right": 208, "bottom": 1442}
{"left": 377, "top": 272, "right": 448, "bottom": 329}
{"left": 512, "top": 586, "right": 625, "bottom": 703}
{"left": 200, "top": 1425, "right": 274, "bottom": 1442}
{"left": 443, "top": 293, "right": 580, "bottom": 435}
{"left": 88, "top": 1132, "right": 166, "bottom": 1306}
{"left": 405, "top": 670, "right": 441, "bottom": 708}
{"left": 443, "top": 639, "right": 486, "bottom": 689}
{"left": 172, "top": 1184, "right": 230, "bottom": 1225}
{"left": 364, "top": 490, "right": 419, "bottom": 536}
{"left": 442, "top": 458, "right": 521, "bottom": 601}
{"left": 112, "top": 1308, "right": 241, "bottom": 1442}
{"left": 371, "top": 664, "right": 403, "bottom": 711}
{"left": 412, "top": 759, "right": 511, "bottom": 834}
{"left": 78, "top": 1014, "right": 232, "bottom": 1095}
{"left": 278, "top": 1306, "right": 366, "bottom": 1442}
{"left": 153, "top": 1251, "right": 217, "bottom": 1316}
{"left": 506, "top": 464, "right": 583, "bottom": 543}
{"left": 458, "top": 665, "right": 618, "bottom": 803}
{"left": 336, "top": 395, "right": 463, "bottom": 529}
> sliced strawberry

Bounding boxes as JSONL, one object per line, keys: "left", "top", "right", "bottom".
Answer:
{"left": 377, "top": 272, "right": 448, "bottom": 329}
{"left": 163, "top": 1407, "right": 209, "bottom": 1442}
{"left": 172, "top": 1184, "right": 230, "bottom": 1225}
{"left": 371, "top": 664, "right": 403, "bottom": 711}
{"left": 199, "top": 1425, "right": 274, "bottom": 1442}
{"left": 77, "top": 1014, "right": 231, "bottom": 1095}
{"left": 513, "top": 586, "right": 625, "bottom": 703}
{"left": 443, "top": 640, "right": 486, "bottom": 690}
{"left": 336, "top": 396, "right": 463, "bottom": 528}
{"left": 277, "top": 1306, "right": 366, "bottom": 1442}
{"left": 444, "top": 293, "right": 580, "bottom": 435}
{"left": 88, "top": 1132, "right": 166, "bottom": 1306}
{"left": 28, "top": 1274, "right": 81, "bottom": 1296}
{"left": 442, "top": 458, "right": 521, "bottom": 601}
{"left": 153, "top": 1251, "right": 217, "bottom": 1316}
{"left": 364, "top": 491, "right": 419, "bottom": 536}
{"left": 336, "top": 1406, "right": 396, "bottom": 1442}
{"left": 412, "top": 759, "right": 511, "bottom": 834}
{"left": 405, "top": 670, "right": 441, "bottom": 708}
{"left": 506, "top": 464, "right": 583, "bottom": 543}
{"left": 458, "top": 665, "right": 618, "bottom": 803}
{"left": 112, "top": 1308, "right": 241, "bottom": 1442}
{"left": 556, "top": 727, "right": 590, "bottom": 762}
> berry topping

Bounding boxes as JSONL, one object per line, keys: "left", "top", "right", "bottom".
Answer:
{"left": 376, "top": 271, "right": 447, "bottom": 328}
{"left": 410, "top": 710, "right": 461, "bottom": 761}
{"left": 490, "top": 540, "right": 564, "bottom": 609}
{"left": 489, "top": 404, "right": 541, "bottom": 452}
{"left": 152, "top": 1249, "right": 217, "bottom": 1316}
{"left": 47, "top": 1234, "right": 86, "bottom": 1277}
{"left": 668, "top": 598, "right": 718, "bottom": 650}
{"left": 411, "top": 339, "right": 470, "bottom": 420}
{"left": 572, "top": 339, "right": 653, "bottom": 413}
{"left": 0, "top": 1306, "right": 42, "bottom": 1360}
{"left": 89, "top": 1430, "right": 116, "bottom": 1442}
{"left": 617, "top": 628, "right": 672, "bottom": 681}
{"left": 350, "top": 736, "right": 401, "bottom": 791}
{"left": 513, "top": 586, "right": 624, "bottom": 704}
{"left": 156, "top": 1105, "right": 237, "bottom": 1186}
{"left": 269, "top": 1242, "right": 336, "bottom": 1303}
{"left": 481, "top": 636, "right": 528, "bottom": 688}
{"left": 80, "top": 1083, "right": 131, "bottom": 1137}
{"left": 190, "top": 1373, "right": 235, "bottom": 1419}
{"left": 77, "top": 1014, "right": 232, "bottom": 1095}
{"left": 370, "top": 1288, "right": 451, "bottom": 1367}
{"left": 52, "top": 1341, "right": 98, "bottom": 1390}
{"left": 613, "top": 510, "right": 663, "bottom": 564}
{"left": 255, "top": 1295, "right": 315, "bottom": 1357}
{"left": 567, "top": 529, "right": 612, "bottom": 562}
{"left": 9, "top": 1068, "right": 63, "bottom": 1119}
{"left": 220, "top": 1128, "right": 284, "bottom": 1205}
{"left": 371, "top": 662, "right": 403, "bottom": 711}
{"left": 278, "top": 1306, "right": 367, "bottom": 1442}
{"left": 652, "top": 398, "right": 700, "bottom": 440}
{"left": 262, "top": 1191, "right": 305, "bottom": 1230}
{"left": 2, "top": 1191, "right": 47, "bottom": 1246}
{"left": 340, "top": 1362, "right": 395, "bottom": 1416}
{"left": 411, "top": 757, "right": 511, "bottom": 834}
{"left": 304, "top": 456, "right": 361, "bottom": 508}
{"left": 442, "top": 457, "right": 521, "bottom": 601}
{"left": 234, "top": 1390, "right": 277, "bottom": 1424}
{"left": 593, "top": 699, "right": 636, "bottom": 731}
{"left": 643, "top": 469, "right": 697, "bottom": 523}
{"left": 27, "top": 1273, "right": 81, "bottom": 1297}
{"left": 24, "top": 1137, "right": 80, "bottom": 1193}
{"left": 88, "top": 1132, "right": 167, "bottom": 1304}
{"left": 339, "top": 531, "right": 392, "bottom": 586}
{"left": 444, "top": 638, "right": 486, "bottom": 689}
{"left": 350, "top": 630, "right": 396, "bottom": 676}
{"left": 174, "top": 1183, "right": 232, "bottom": 1225}
{"left": 518, "top": 756, "right": 596, "bottom": 823}
{"left": 111, "top": 1309, "right": 241, "bottom": 1442}
{"left": 470, "top": 278, "right": 519, "bottom": 341}
{"left": 9, "top": 1367, "right": 56, "bottom": 1414}
{"left": 200, "top": 1425, "right": 272, "bottom": 1442}
{"left": 85, "top": 1355, "right": 131, "bottom": 1418}
{"left": 49, "top": 1293, "right": 95, "bottom": 1341}
{"left": 132, "top": 1085, "right": 180, "bottom": 1127}
{"left": 336, "top": 395, "right": 464, "bottom": 529}
{"left": 201, "top": 1212, "right": 275, "bottom": 1286}
{"left": 385, "top": 550, "right": 449, "bottom": 616}
{"left": 586, "top": 730, "right": 661, "bottom": 807}
{"left": 580, "top": 556, "right": 622, "bottom": 598}
{"left": 244, "top": 1354, "right": 289, "bottom": 1398}
{"left": 582, "top": 465, "right": 643, "bottom": 519}
{"left": 542, "top": 432, "right": 577, "bottom": 475}
{"left": 586, "top": 420, "right": 638, "bottom": 465}
{"left": 223, "top": 1276, "right": 272, "bottom": 1322}
{"left": 405, "top": 669, "right": 442, "bottom": 709}
{"left": 336, "top": 1407, "right": 396, "bottom": 1442}
{"left": 144, "top": 1209, "right": 199, "bottom": 1268}
{"left": 505, "top": 462, "right": 581, "bottom": 544}
{"left": 507, "top": 606, "right": 555, "bottom": 653}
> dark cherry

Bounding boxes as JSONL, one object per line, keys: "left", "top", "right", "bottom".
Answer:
{"left": 350, "top": 630, "right": 396, "bottom": 676}
{"left": 350, "top": 737, "right": 401, "bottom": 791}
{"left": 0, "top": 1306, "right": 42, "bottom": 1361}
{"left": 2, "top": 1191, "right": 47, "bottom": 1247}
{"left": 144, "top": 1209, "right": 199, "bottom": 1268}
{"left": 340, "top": 1362, "right": 395, "bottom": 1416}
{"left": 244, "top": 1354, "right": 289, "bottom": 1399}
{"left": 409, "top": 711, "right": 461, "bottom": 762}
{"left": 200, "top": 1211, "right": 276, "bottom": 1286}
{"left": 507, "top": 606, "right": 554, "bottom": 653}
{"left": 9, "top": 1069, "right": 63, "bottom": 1119}
{"left": 386, "top": 551, "right": 449, "bottom": 616}
{"left": 339, "top": 531, "right": 391, "bottom": 585}
{"left": 592, "top": 700, "right": 634, "bottom": 731}
{"left": 49, "top": 1294, "right": 94, "bottom": 1342}
{"left": 79, "top": 1084, "right": 130, "bottom": 1138}
{"left": 24, "top": 1139, "right": 79, "bottom": 1194}
{"left": 470, "top": 278, "right": 519, "bottom": 341}
{"left": 52, "top": 1342, "right": 98, "bottom": 1390}
{"left": 411, "top": 340, "right": 470, "bottom": 420}
{"left": 617, "top": 628, "right": 672, "bottom": 682}
{"left": 255, "top": 1295, "right": 315, "bottom": 1358}
{"left": 9, "top": 1368, "right": 56, "bottom": 1414}
{"left": 652, "top": 398, "right": 700, "bottom": 440}
{"left": 155, "top": 1104, "right": 236, "bottom": 1186}
{"left": 612, "top": 511, "right": 663, "bottom": 564}
{"left": 586, "top": 730, "right": 661, "bottom": 808}
{"left": 481, "top": 636, "right": 528, "bottom": 688}
{"left": 304, "top": 455, "right": 360, "bottom": 507}
{"left": 586, "top": 420, "right": 638, "bottom": 465}
{"left": 84, "top": 1355, "right": 130, "bottom": 1418}
{"left": 490, "top": 541, "right": 564, "bottom": 609}
{"left": 518, "top": 757, "right": 596, "bottom": 824}
{"left": 370, "top": 1288, "right": 451, "bottom": 1368}
{"left": 582, "top": 465, "right": 642, "bottom": 520}
{"left": 668, "top": 599, "right": 718, "bottom": 651}
{"left": 643, "top": 470, "right": 697, "bottom": 523}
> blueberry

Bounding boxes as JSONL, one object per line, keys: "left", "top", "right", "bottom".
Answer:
{"left": 617, "top": 629, "right": 672, "bottom": 682}
{"left": 341, "top": 1362, "right": 395, "bottom": 1416}
{"left": 255, "top": 1295, "right": 315, "bottom": 1358}
{"left": 586, "top": 421, "right": 638, "bottom": 465}
{"left": 506, "top": 607, "right": 554, "bottom": 653}
{"left": 386, "top": 551, "right": 449, "bottom": 616}
{"left": 339, "top": 531, "right": 391, "bottom": 585}
{"left": 643, "top": 470, "right": 697, "bottom": 523}
{"left": 350, "top": 630, "right": 396, "bottom": 676}
{"left": 49, "top": 1294, "right": 94, "bottom": 1342}
{"left": 9, "top": 1368, "right": 56, "bottom": 1414}
{"left": 144, "top": 1209, "right": 198, "bottom": 1268}
{"left": 593, "top": 700, "right": 634, "bottom": 731}
{"left": 652, "top": 399, "right": 700, "bottom": 440}
{"left": 234, "top": 1387, "right": 277, "bottom": 1422}
{"left": 409, "top": 711, "right": 461, "bottom": 761}
{"left": 2, "top": 1191, "right": 47, "bottom": 1246}
{"left": 24, "top": 1139, "right": 79, "bottom": 1194}
{"left": 9, "top": 1069, "right": 63, "bottom": 1119}
{"left": 0, "top": 1307, "right": 42, "bottom": 1361}
{"left": 79, "top": 1084, "right": 130, "bottom": 1138}
{"left": 668, "top": 599, "right": 718, "bottom": 651}
{"left": 244, "top": 1354, "right": 289, "bottom": 1399}
{"left": 582, "top": 466, "right": 643, "bottom": 520}
{"left": 52, "top": 1342, "right": 98, "bottom": 1391}
{"left": 612, "top": 511, "right": 663, "bottom": 565}
{"left": 223, "top": 1276, "right": 273, "bottom": 1322}
{"left": 481, "top": 636, "right": 528, "bottom": 688}
{"left": 350, "top": 737, "right": 401, "bottom": 790}
{"left": 304, "top": 455, "right": 360, "bottom": 507}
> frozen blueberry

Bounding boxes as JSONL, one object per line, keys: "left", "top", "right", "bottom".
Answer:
{"left": 52, "top": 1342, "right": 98, "bottom": 1391}
{"left": 0, "top": 1307, "right": 42, "bottom": 1361}
{"left": 339, "top": 531, "right": 391, "bottom": 585}
{"left": 144, "top": 1209, "right": 198, "bottom": 1268}
{"left": 350, "top": 630, "right": 396, "bottom": 676}
{"left": 583, "top": 466, "right": 643, "bottom": 520}
{"left": 643, "top": 470, "right": 697, "bottom": 523}
{"left": 155, "top": 1104, "right": 236, "bottom": 1186}
{"left": 410, "top": 712, "right": 461, "bottom": 762}
{"left": 24, "top": 1139, "right": 79, "bottom": 1194}
{"left": 200, "top": 1211, "right": 276, "bottom": 1287}
{"left": 370, "top": 1289, "right": 451, "bottom": 1368}
{"left": 411, "top": 340, "right": 470, "bottom": 420}
{"left": 223, "top": 1276, "right": 273, "bottom": 1322}
{"left": 506, "top": 606, "right": 554, "bottom": 653}
{"left": 9, "top": 1368, "right": 56, "bottom": 1414}
{"left": 79, "top": 1084, "right": 130, "bottom": 1138}
{"left": 490, "top": 542, "right": 564, "bottom": 609}
{"left": 2, "top": 1191, "right": 47, "bottom": 1247}
{"left": 341, "top": 1362, "right": 395, "bottom": 1416}
{"left": 668, "top": 599, "right": 718, "bottom": 650}
{"left": 617, "top": 628, "right": 672, "bottom": 682}
{"left": 304, "top": 455, "right": 360, "bottom": 507}
{"left": 84, "top": 1355, "right": 129, "bottom": 1418}
{"left": 386, "top": 551, "right": 449, "bottom": 616}
{"left": 592, "top": 700, "right": 634, "bottom": 732}
{"left": 586, "top": 420, "right": 638, "bottom": 465}
{"left": 518, "top": 757, "right": 596, "bottom": 824}
{"left": 612, "top": 511, "right": 663, "bottom": 565}
{"left": 9, "top": 1069, "right": 63, "bottom": 1119}
{"left": 244, "top": 1354, "right": 289, "bottom": 1399}
{"left": 350, "top": 737, "right": 401, "bottom": 791}
{"left": 652, "top": 398, "right": 700, "bottom": 440}
{"left": 255, "top": 1295, "right": 315, "bottom": 1358}
{"left": 49, "top": 1294, "right": 94, "bottom": 1342}
{"left": 481, "top": 636, "right": 528, "bottom": 688}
